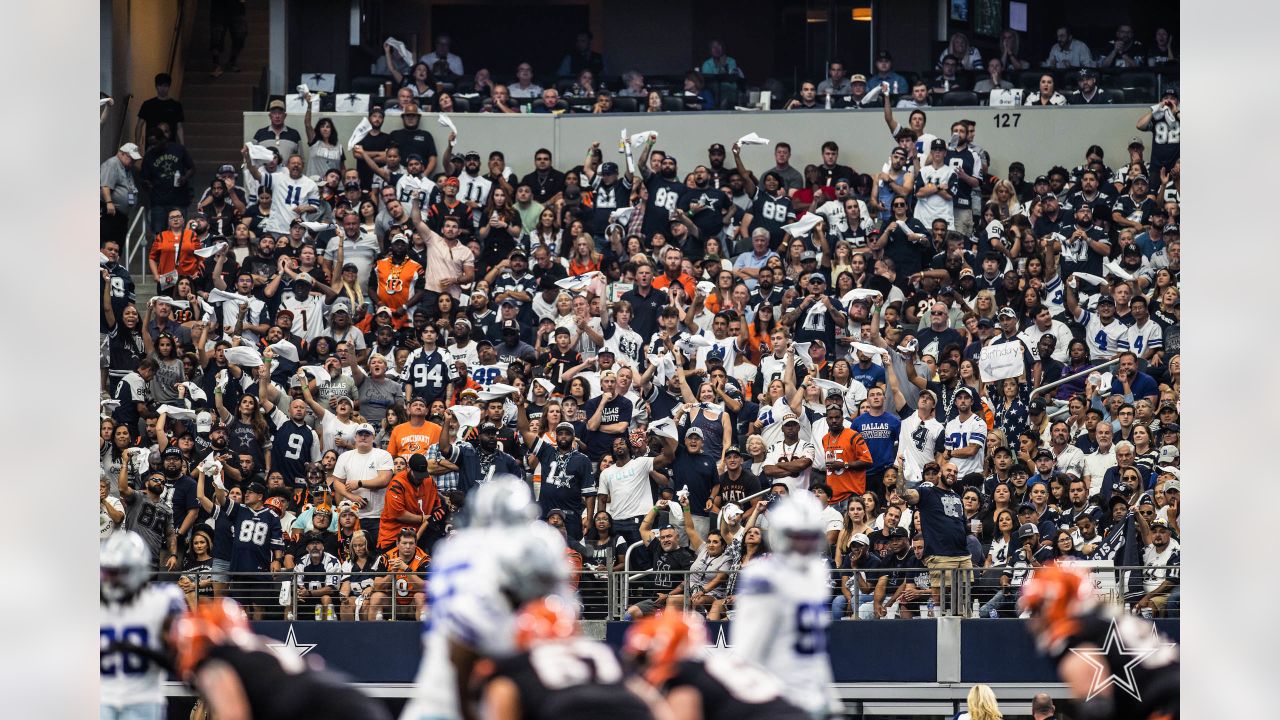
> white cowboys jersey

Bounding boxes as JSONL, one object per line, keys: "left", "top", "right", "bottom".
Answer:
{"left": 898, "top": 411, "right": 945, "bottom": 484}
{"left": 732, "top": 555, "right": 835, "bottom": 716}
{"left": 100, "top": 583, "right": 186, "bottom": 709}
{"left": 943, "top": 413, "right": 987, "bottom": 477}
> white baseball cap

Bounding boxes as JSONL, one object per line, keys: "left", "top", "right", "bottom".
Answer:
{"left": 119, "top": 143, "right": 142, "bottom": 160}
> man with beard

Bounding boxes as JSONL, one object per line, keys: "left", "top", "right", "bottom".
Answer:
{"left": 895, "top": 460, "right": 971, "bottom": 613}
{"left": 1064, "top": 281, "right": 1128, "bottom": 361}
{"left": 584, "top": 370, "right": 634, "bottom": 465}
{"left": 371, "top": 234, "right": 425, "bottom": 330}
{"left": 387, "top": 103, "right": 438, "bottom": 176}
{"left": 494, "top": 320, "right": 538, "bottom": 365}
{"left": 409, "top": 196, "right": 477, "bottom": 310}
{"left": 349, "top": 106, "right": 391, "bottom": 190}
{"left": 241, "top": 148, "right": 319, "bottom": 236}
{"left": 599, "top": 434, "right": 677, "bottom": 544}
{"left": 531, "top": 421, "right": 595, "bottom": 541}
{"left": 456, "top": 150, "right": 493, "bottom": 226}
{"left": 489, "top": 250, "right": 537, "bottom": 323}
{"left": 636, "top": 139, "right": 688, "bottom": 239}
{"left": 520, "top": 148, "right": 567, "bottom": 205}
{"left": 470, "top": 422, "right": 523, "bottom": 487}
{"left": 679, "top": 164, "right": 732, "bottom": 257}
{"left": 157, "top": 446, "right": 200, "bottom": 554}
{"left": 585, "top": 159, "right": 630, "bottom": 238}
{"left": 118, "top": 461, "right": 180, "bottom": 573}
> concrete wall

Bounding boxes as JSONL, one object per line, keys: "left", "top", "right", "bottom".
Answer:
{"left": 243, "top": 104, "right": 1147, "bottom": 181}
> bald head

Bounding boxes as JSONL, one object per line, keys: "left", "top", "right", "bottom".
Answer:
{"left": 1031, "top": 692, "right": 1055, "bottom": 719}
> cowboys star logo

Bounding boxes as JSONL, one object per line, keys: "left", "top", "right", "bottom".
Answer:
{"left": 1069, "top": 618, "right": 1177, "bottom": 702}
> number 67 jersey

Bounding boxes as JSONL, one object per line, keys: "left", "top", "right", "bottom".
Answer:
{"left": 731, "top": 555, "right": 835, "bottom": 717}
{"left": 101, "top": 583, "right": 186, "bottom": 709}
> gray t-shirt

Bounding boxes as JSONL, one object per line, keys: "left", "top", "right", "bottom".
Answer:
{"left": 357, "top": 374, "right": 402, "bottom": 429}
{"left": 100, "top": 156, "right": 138, "bottom": 208}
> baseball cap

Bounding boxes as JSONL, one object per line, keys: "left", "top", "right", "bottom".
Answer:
{"left": 953, "top": 386, "right": 975, "bottom": 399}
{"left": 708, "top": 143, "right": 726, "bottom": 153}
{"left": 724, "top": 445, "right": 742, "bottom": 457}
{"left": 330, "top": 297, "right": 352, "bottom": 314}
{"left": 500, "top": 298, "right": 520, "bottom": 308}
{"left": 876, "top": 51, "right": 893, "bottom": 61}
{"left": 1149, "top": 518, "right": 1171, "bottom": 530}
{"left": 1163, "top": 477, "right": 1181, "bottom": 491}
{"left": 800, "top": 251, "right": 819, "bottom": 262}
{"left": 781, "top": 413, "right": 801, "bottom": 426}
{"left": 1163, "top": 224, "right": 1179, "bottom": 235}
{"left": 501, "top": 319, "right": 520, "bottom": 332}
{"left": 245, "top": 481, "right": 266, "bottom": 495}
{"left": 930, "top": 139, "right": 948, "bottom": 152}
{"left": 888, "top": 527, "right": 910, "bottom": 538}
{"left": 405, "top": 153, "right": 425, "bottom": 164}
{"left": 267, "top": 99, "right": 286, "bottom": 111}
{"left": 161, "top": 446, "right": 183, "bottom": 459}
{"left": 1016, "top": 523, "right": 1039, "bottom": 539}
{"left": 375, "top": 305, "right": 393, "bottom": 316}
{"left": 118, "top": 143, "right": 143, "bottom": 161}
{"left": 368, "top": 106, "right": 385, "bottom": 117}
{"left": 479, "top": 422, "right": 499, "bottom": 433}
{"left": 1158, "top": 445, "right": 1179, "bottom": 462}
{"left": 354, "top": 423, "right": 376, "bottom": 435}
{"left": 918, "top": 389, "right": 938, "bottom": 404}
{"left": 1078, "top": 68, "right": 1098, "bottom": 79}
{"left": 1029, "top": 398, "right": 1047, "bottom": 413}
{"left": 1017, "top": 501, "right": 1037, "bottom": 513}
{"left": 600, "top": 161, "right": 619, "bottom": 174}
{"left": 464, "top": 150, "right": 481, "bottom": 160}
{"left": 685, "top": 426, "right": 705, "bottom": 439}
{"left": 556, "top": 421, "right": 576, "bottom": 433}
{"left": 977, "top": 317, "right": 994, "bottom": 328}
{"left": 597, "top": 346, "right": 615, "bottom": 356}
{"left": 390, "top": 234, "right": 408, "bottom": 245}
{"left": 1034, "top": 448, "right": 1055, "bottom": 461}
{"left": 408, "top": 453, "right": 430, "bottom": 475}
{"left": 217, "top": 163, "right": 236, "bottom": 175}
{"left": 476, "top": 338, "right": 494, "bottom": 348}
{"left": 1161, "top": 423, "right": 1180, "bottom": 434}
{"left": 850, "top": 74, "right": 867, "bottom": 83}
{"left": 304, "top": 531, "right": 326, "bottom": 544}
{"left": 850, "top": 533, "right": 870, "bottom": 546}
{"left": 808, "top": 272, "right": 826, "bottom": 283}
{"left": 344, "top": 180, "right": 361, "bottom": 190}
{"left": 997, "top": 307, "right": 1018, "bottom": 320}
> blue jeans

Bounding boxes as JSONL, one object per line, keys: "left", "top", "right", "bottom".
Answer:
{"left": 980, "top": 588, "right": 1016, "bottom": 617}
{"left": 831, "top": 589, "right": 874, "bottom": 619}
{"left": 101, "top": 704, "right": 164, "bottom": 720}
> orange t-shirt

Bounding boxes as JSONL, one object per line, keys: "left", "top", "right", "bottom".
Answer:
{"left": 148, "top": 229, "right": 202, "bottom": 282}
{"left": 378, "top": 471, "right": 442, "bottom": 549}
{"left": 652, "top": 272, "right": 695, "bottom": 300}
{"left": 822, "top": 428, "right": 873, "bottom": 503}
{"left": 569, "top": 257, "right": 600, "bottom": 275}
{"left": 387, "top": 420, "right": 443, "bottom": 459}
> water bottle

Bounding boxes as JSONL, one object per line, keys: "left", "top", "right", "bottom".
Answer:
{"left": 988, "top": 606, "right": 999, "bottom": 619}
{"left": 375, "top": 609, "right": 384, "bottom": 621}
{"left": 824, "top": 91, "right": 832, "bottom": 110}
{"left": 1124, "top": 603, "right": 1132, "bottom": 615}
{"left": 314, "top": 605, "right": 322, "bottom": 621}
{"left": 173, "top": 171, "right": 181, "bottom": 188}
{"left": 970, "top": 600, "right": 980, "bottom": 618}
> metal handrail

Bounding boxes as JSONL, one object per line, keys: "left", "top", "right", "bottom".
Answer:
{"left": 1029, "top": 357, "right": 1121, "bottom": 402}
{"left": 123, "top": 212, "right": 148, "bottom": 283}
{"left": 114, "top": 93, "right": 133, "bottom": 148}
{"left": 166, "top": 0, "right": 190, "bottom": 77}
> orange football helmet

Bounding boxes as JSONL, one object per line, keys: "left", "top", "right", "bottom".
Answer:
{"left": 514, "top": 596, "right": 579, "bottom": 651}
{"left": 169, "top": 597, "right": 252, "bottom": 679}
{"left": 1018, "top": 563, "right": 1094, "bottom": 645}
{"left": 263, "top": 496, "right": 288, "bottom": 517}
{"left": 623, "top": 612, "right": 706, "bottom": 685}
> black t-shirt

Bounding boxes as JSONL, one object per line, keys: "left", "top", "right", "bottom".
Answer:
{"left": 679, "top": 186, "right": 731, "bottom": 256}
{"left": 914, "top": 482, "right": 970, "bottom": 557}
{"left": 587, "top": 177, "right": 632, "bottom": 236}
{"left": 353, "top": 131, "right": 392, "bottom": 190}
{"left": 137, "top": 97, "right": 185, "bottom": 139}
{"left": 788, "top": 293, "right": 838, "bottom": 350}
{"left": 644, "top": 538, "right": 696, "bottom": 594}
{"left": 671, "top": 448, "right": 718, "bottom": 517}
{"left": 200, "top": 645, "right": 390, "bottom": 720}
{"left": 582, "top": 395, "right": 633, "bottom": 462}
{"left": 715, "top": 469, "right": 762, "bottom": 509}
{"left": 620, "top": 287, "right": 669, "bottom": 341}
{"left": 521, "top": 169, "right": 567, "bottom": 205}
{"left": 387, "top": 128, "right": 438, "bottom": 168}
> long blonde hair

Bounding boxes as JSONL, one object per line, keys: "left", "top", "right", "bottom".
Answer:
{"left": 965, "top": 684, "right": 1003, "bottom": 720}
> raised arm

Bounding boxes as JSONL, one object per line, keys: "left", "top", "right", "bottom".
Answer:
{"left": 240, "top": 145, "right": 263, "bottom": 182}
{"left": 731, "top": 143, "right": 757, "bottom": 197}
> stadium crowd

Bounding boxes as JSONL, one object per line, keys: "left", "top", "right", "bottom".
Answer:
{"left": 99, "top": 22, "right": 1182, "bottom": 626}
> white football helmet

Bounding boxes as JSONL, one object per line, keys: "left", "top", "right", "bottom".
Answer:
{"left": 101, "top": 531, "right": 153, "bottom": 602}
{"left": 767, "top": 492, "right": 827, "bottom": 563}
{"left": 465, "top": 475, "right": 537, "bottom": 529}
{"left": 495, "top": 521, "right": 572, "bottom": 606}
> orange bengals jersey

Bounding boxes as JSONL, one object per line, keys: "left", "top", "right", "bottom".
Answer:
{"left": 374, "top": 257, "right": 423, "bottom": 328}
{"left": 386, "top": 420, "right": 443, "bottom": 459}
{"left": 378, "top": 546, "right": 430, "bottom": 604}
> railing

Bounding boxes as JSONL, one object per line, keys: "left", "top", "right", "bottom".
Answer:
{"left": 166, "top": 0, "right": 190, "bottom": 78}
{"left": 123, "top": 212, "right": 148, "bottom": 283}
{"left": 149, "top": 563, "right": 1179, "bottom": 622}
{"left": 1029, "top": 356, "right": 1122, "bottom": 421}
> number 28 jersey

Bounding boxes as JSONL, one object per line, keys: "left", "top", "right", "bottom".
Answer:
{"left": 731, "top": 555, "right": 835, "bottom": 716}
{"left": 101, "top": 583, "right": 186, "bottom": 708}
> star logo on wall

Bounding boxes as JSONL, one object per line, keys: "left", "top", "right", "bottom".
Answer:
{"left": 266, "top": 624, "right": 317, "bottom": 659}
{"left": 1068, "top": 620, "right": 1174, "bottom": 702}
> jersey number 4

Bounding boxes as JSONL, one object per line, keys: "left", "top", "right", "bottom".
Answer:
{"left": 101, "top": 626, "right": 149, "bottom": 676}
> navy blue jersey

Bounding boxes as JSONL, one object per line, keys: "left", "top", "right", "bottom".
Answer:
{"left": 748, "top": 188, "right": 796, "bottom": 249}
{"left": 850, "top": 363, "right": 886, "bottom": 389}
{"left": 913, "top": 482, "right": 969, "bottom": 558}
{"left": 944, "top": 149, "right": 977, "bottom": 209}
{"left": 642, "top": 175, "right": 687, "bottom": 237}
{"left": 788, "top": 295, "right": 838, "bottom": 350}
{"left": 587, "top": 177, "right": 632, "bottom": 236}
{"left": 850, "top": 412, "right": 901, "bottom": 472}
{"left": 581, "top": 395, "right": 633, "bottom": 462}
{"left": 222, "top": 501, "right": 284, "bottom": 572}
{"left": 268, "top": 411, "right": 320, "bottom": 487}
{"left": 210, "top": 497, "right": 235, "bottom": 561}
{"left": 406, "top": 348, "right": 458, "bottom": 406}
{"left": 533, "top": 439, "right": 595, "bottom": 534}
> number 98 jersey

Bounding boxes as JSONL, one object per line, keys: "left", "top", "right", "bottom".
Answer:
{"left": 730, "top": 556, "right": 835, "bottom": 716}
{"left": 101, "top": 583, "right": 186, "bottom": 709}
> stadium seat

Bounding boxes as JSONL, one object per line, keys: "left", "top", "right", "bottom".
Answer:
{"left": 612, "top": 96, "right": 639, "bottom": 113}
{"left": 660, "top": 96, "right": 685, "bottom": 113}
{"left": 941, "top": 90, "right": 978, "bottom": 107}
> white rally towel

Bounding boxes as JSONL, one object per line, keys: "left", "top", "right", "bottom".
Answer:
{"left": 675, "top": 333, "right": 713, "bottom": 357}
{"left": 246, "top": 144, "right": 275, "bottom": 163}
{"left": 100, "top": 252, "right": 112, "bottom": 266}
{"left": 179, "top": 382, "right": 207, "bottom": 403}
{"left": 694, "top": 402, "right": 726, "bottom": 419}
{"left": 478, "top": 383, "right": 519, "bottom": 402}
{"left": 607, "top": 206, "right": 635, "bottom": 225}
{"left": 208, "top": 288, "right": 252, "bottom": 306}
{"left": 1071, "top": 271, "right": 1106, "bottom": 287}
{"left": 348, "top": 117, "right": 373, "bottom": 151}
{"left": 667, "top": 498, "right": 685, "bottom": 526}
{"left": 861, "top": 83, "right": 884, "bottom": 105}
{"left": 100, "top": 97, "right": 112, "bottom": 107}
{"left": 399, "top": 174, "right": 426, "bottom": 195}
{"left": 647, "top": 352, "right": 677, "bottom": 388}
{"left": 851, "top": 342, "right": 886, "bottom": 365}
{"left": 782, "top": 213, "right": 824, "bottom": 238}
{"left": 737, "top": 132, "right": 770, "bottom": 146}
{"left": 814, "top": 378, "right": 849, "bottom": 397}
{"left": 979, "top": 342, "right": 1026, "bottom": 382}
{"left": 299, "top": 365, "right": 332, "bottom": 385}
{"left": 194, "top": 241, "right": 228, "bottom": 258}
{"left": 1104, "top": 260, "right": 1135, "bottom": 281}
{"left": 437, "top": 113, "right": 458, "bottom": 139}
{"left": 840, "top": 288, "right": 883, "bottom": 305}
{"left": 792, "top": 342, "right": 816, "bottom": 370}
{"left": 648, "top": 418, "right": 679, "bottom": 441}
{"left": 555, "top": 274, "right": 599, "bottom": 293}
{"left": 450, "top": 405, "right": 482, "bottom": 434}
{"left": 268, "top": 340, "right": 300, "bottom": 364}
{"left": 695, "top": 281, "right": 716, "bottom": 297}
{"left": 153, "top": 296, "right": 189, "bottom": 310}
{"left": 301, "top": 221, "right": 335, "bottom": 233}
{"left": 384, "top": 37, "right": 414, "bottom": 68}
{"left": 223, "top": 346, "right": 263, "bottom": 367}
{"left": 629, "top": 131, "right": 657, "bottom": 157}
{"left": 528, "top": 377, "right": 555, "bottom": 402}
{"left": 285, "top": 93, "right": 320, "bottom": 115}
{"left": 157, "top": 404, "right": 198, "bottom": 420}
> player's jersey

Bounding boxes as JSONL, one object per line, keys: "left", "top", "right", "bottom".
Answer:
{"left": 1148, "top": 108, "right": 1180, "bottom": 167}
{"left": 944, "top": 148, "right": 979, "bottom": 210}
{"left": 1048, "top": 608, "right": 1179, "bottom": 720}
{"left": 260, "top": 170, "right": 320, "bottom": 234}
{"left": 898, "top": 411, "right": 946, "bottom": 484}
{"left": 663, "top": 657, "right": 809, "bottom": 720}
{"left": 295, "top": 552, "right": 343, "bottom": 592}
{"left": 1075, "top": 307, "right": 1129, "bottom": 360}
{"left": 913, "top": 163, "right": 958, "bottom": 227}
{"left": 1126, "top": 320, "right": 1163, "bottom": 357}
{"left": 100, "top": 583, "right": 186, "bottom": 709}
{"left": 943, "top": 413, "right": 987, "bottom": 477}
{"left": 219, "top": 501, "right": 284, "bottom": 572}
{"left": 269, "top": 410, "right": 322, "bottom": 486}
{"left": 407, "top": 348, "right": 458, "bottom": 405}
{"left": 470, "top": 362, "right": 508, "bottom": 385}
{"left": 483, "top": 638, "right": 653, "bottom": 720}
{"left": 748, "top": 188, "right": 796, "bottom": 248}
{"left": 731, "top": 556, "right": 835, "bottom": 716}
{"left": 200, "top": 642, "right": 391, "bottom": 720}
